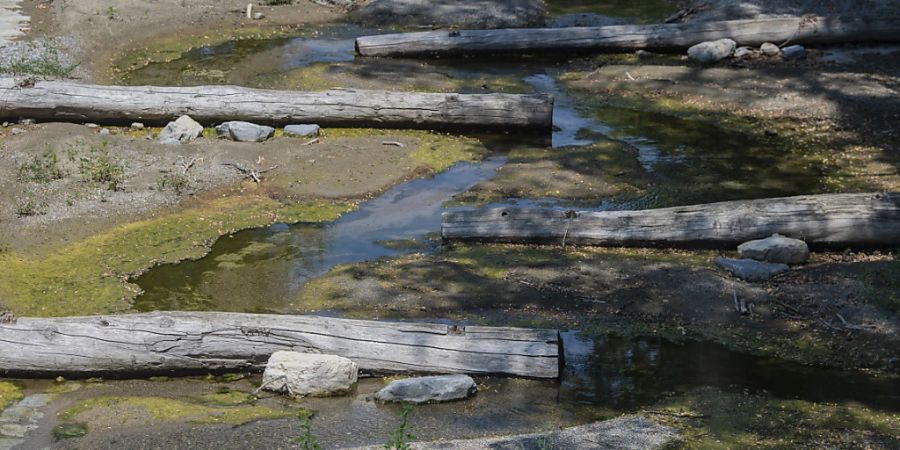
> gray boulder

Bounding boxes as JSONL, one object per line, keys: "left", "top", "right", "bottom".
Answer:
{"left": 374, "top": 374, "right": 477, "bottom": 404}
{"left": 782, "top": 45, "right": 806, "bottom": 60}
{"left": 715, "top": 257, "right": 789, "bottom": 282}
{"left": 687, "top": 39, "right": 736, "bottom": 63}
{"left": 284, "top": 124, "right": 321, "bottom": 138}
{"left": 159, "top": 115, "right": 203, "bottom": 145}
{"left": 349, "top": 0, "right": 546, "bottom": 29}
{"left": 262, "top": 352, "right": 358, "bottom": 397}
{"left": 760, "top": 42, "right": 780, "bottom": 56}
{"left": 738, "top": 233, "right": 809, "bottom": 264}
{"left": 215, "top": 121, "right": 274, "bottom": 142}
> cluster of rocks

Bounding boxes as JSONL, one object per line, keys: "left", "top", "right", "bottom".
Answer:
{"left": 260, "top": 351, "right": 478, "bottom": 404}
{"left": 715, "top": 233, "right": 810, "bottom": 281}
{"left": 687, "top": 39, "right": 806, "bottom": 63}
{"left": 155, "top": 115, "right": 320, "bottom": 145}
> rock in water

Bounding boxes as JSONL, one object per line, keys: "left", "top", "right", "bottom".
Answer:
{"left": 760, "top": 42, "right": 780, "bottom": 56}
{"left": 159, "top": 115, "right": 203, "bottom": 145}
{"left": 215, "top": 121, "right": 275, "bottom": 142}
{"left": 782, "top": 45, "right": 806, "bottom": 60}
{"left": 262, "top": 352, "right": 358, "bottom": 397}
{"left": 284, "top": 124, "right": 321, "bottom": 138}
{"left": 738, "top": 233, "right": 810, "bottom": 264}
{"left": 687, "top": 39, "right": 736, "bottom": 63}
{"left": 374, "top": 375, "right": 477, "bottom": 404}
{"left": 714, "top": 257, "right": 789, "bottom": 281}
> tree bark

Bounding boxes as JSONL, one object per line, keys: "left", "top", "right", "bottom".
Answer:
{"left": 0, "top": 312, "right": 560, "bottom": 379}
{"left": 0, "top": 79, "right": 553, "bottom": 131}
{"left": 442, "top": 193, "right": 900, "bottom": 248}
{"left": 356, "top": 16, "right": 900, "bottom": 57}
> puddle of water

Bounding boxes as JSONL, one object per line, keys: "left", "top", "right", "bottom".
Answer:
{"left": 133, "top": 157, "right": 506, "bottom": 313}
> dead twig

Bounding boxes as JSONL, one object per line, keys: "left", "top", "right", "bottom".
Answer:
{"left": 382, "top": 141, "right": 405, "bottom": 148}
{"left": 222, "top": 162, "right": 278, "bottom": 184}
{"left": 180, "top": 157, "right": 198, "bottom": 175}
{"left": 253, "top": 374, "right": 293, "bottom": 396}
{"left": 643, "top": 410, "right": 708, "bottom": 419}
{"left": 302, "top": 138, "right": 319, "bottom": 146}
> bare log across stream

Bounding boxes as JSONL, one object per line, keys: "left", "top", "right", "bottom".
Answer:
{"left": 0, "top": 78, "right": 553, "bottom": 131}
{"left": 356, "top": 16, "right": 900, "bottom": 57}
{"left": 0, "top": 312, "right": 560, "bottom": 378}
{"left": 442, "top": 193, "right": 900, "bottom": 248}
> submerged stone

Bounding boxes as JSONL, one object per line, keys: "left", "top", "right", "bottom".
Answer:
{"left": 738, "top": 233, "right": 809, "bottom": 264}
{"left": 159, "top": 115, "right": 203, "bottom": 145}
{"left": 714, "top": 257, "right": 789, "bottom": 282}
{"left": 374, "top": 374, "right": 477, "bottom": 404}
{"left": 215, "top": 121, "right": 275, "bottom": 142}
{"left": 262, "top": 352, "right": 358, "bottom": 397}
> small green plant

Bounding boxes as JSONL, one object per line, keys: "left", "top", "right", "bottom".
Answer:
{"left": 385, "top": 404, "right": 415, "bottom": 450}
{"left": 79, "top": 141, "right": 125, "bottom": 191}
{"left": 105, "top": 6, "right": 119, "bottom": 20}
{"left": 0, "top": 44, "right": 76, "bottom": 78}
{"left": 17, "top": 149, "right": 64, "bottom": 183}
{"left": 157, "top": 172, "right": 190, "bottom": 194}
{"left": 15, "top": 197, "right": 46, "bottom": 217}
{"left": 294, "top": 409, "right": 321, "bottom": 450}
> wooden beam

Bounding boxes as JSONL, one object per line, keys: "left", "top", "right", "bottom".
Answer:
{"left": 0, "top": 79, "right": 554, "bottom": 131}
{"left": 356, "top": 16, "right": 900, "bottom": 57}
{"left": 442, "top": 193, "right": 900, "bottom": 248}
{"left": 0, "top": 312, "right": 560, "bottom": 379}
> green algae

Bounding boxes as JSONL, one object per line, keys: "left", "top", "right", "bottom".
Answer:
{"left": 62, "top": 396, "right": 289, "bottom": 425}
{"left": 52, "top": 423, "right": 88, "bottom": 441}
{"left": 323, "top": 128, "right": 486, "bottom": 172}
{"left": 0, "top": 381, "right": 24, "bottom": 412}
{"left": 0, "top": 196, "right": 353, "bottom": 317}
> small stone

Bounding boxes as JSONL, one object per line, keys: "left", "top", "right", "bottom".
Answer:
{"left": 130, "top": 122, "right": 145, "bottom": 130}
{"left": 738, "top": 233, "right": 810, "bottom": 264}
{"left": 262, "top": 352, "right": 358, "bottom": 397}
{"left": 159, "top": 115, "right": 204, "bottom": 145}
{"left": 687, "top": 39, "right": 736, "bottom": 63}
{"left": 1, "top": 122, "right": 8, "bottom": 127}
{"left": 715, "top": 257, "right": 789, "bottom": 282}
{"left": 374, "top": 375, "right": 477, "bottom": 404}
{"left": 782, "top": 45, "right": 806, "bottom": 60}
{"left": 284, "top": 124, "right": 321, "bottom": 138}
{"left": 18, "top": 118, "right": 35, "bottom": 125}
{"left": 733, "top": 46, "right": 753, "bottom": 59}
{"left": 760, "top": 42, "right": 780, "bottom": 56}
{"left": 99, "top": 128, "right": 110, "bottom": 135}
{"left": 635, "top": 49, "right": 654, "bottom": 58}
{"left": 84, "top": 123, "right": 100, "bottom": 129}
{"left": 215, "top": 121, "right": 275, "bottom": 142}
{"left": 10, "top": 128, "right": 25, "bottom": 135}
{"left": 253, "top": 12, "right": 265, "bottom": 20}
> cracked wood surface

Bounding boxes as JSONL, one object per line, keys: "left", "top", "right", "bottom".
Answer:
{"left": 0, "top": 78, "right": 553, "bottom": 131}
{"left": 442, "top": 193, "right": 900, "bottom": 248}
{"left": 356, "top": 16, "right": 900, "bottom": 57}
{"left": 0, "top": 312, "right": 560, "bottom": 378}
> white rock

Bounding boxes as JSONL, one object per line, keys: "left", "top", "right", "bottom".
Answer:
{"left": 18, "top": 118, "right": 35, "bottom": 125}
{"left": 130, "top": 122, "right": 145, "bottom": 130}
{"left": 159, "top": 115, "right": 204, "bottom": 145}
{"left": 782, "top": 45, "right": 806, "bottom": 60}
{"left": 733, "top": 46, "right": 753, "bottom": 59}
{"left": 215, "top": 121, "right": 274, "bottom": 142}
{"left": 760, "top": 42, "right": 780, "bottom": 56}
{"left": 262, "top": 352, "right": 358, "bottom": 397}
{"left": 687, "top": 39, "right": 736, "bottom": 63}
{"left": 99, "top": 128, "right": 110, "bottom": 135}
{"left": 85, "top": 123, "right": 100, "bottom": 129}
{"left": 284, "top": 124, "right": 321, "bottom": 138}
{"left": 738, "top": 233, "right": 810, "bottom": 264}
{"left": 10, "top": 127, "right": 25, "bottom": 135}
{"left": 374, "top": 375, "right": 477, "bottom": 404}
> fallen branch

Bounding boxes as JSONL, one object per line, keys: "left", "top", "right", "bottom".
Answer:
{"left": 223, "top": 162, "right": 278, "bottom": 184}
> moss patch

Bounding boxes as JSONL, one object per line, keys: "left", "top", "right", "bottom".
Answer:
{"left": 0, "top": 381, "right": 24, "bottom": 412}
{"left": 0, "top": 196, "right": 353, "bottom": 317}
{"left": 62, "top": 396, "right": 289, "bottom": 426}
{"left": 323, "top": 128, "right": 486, "bottom": 172}
{"left": 52, "top": 423, "right": 88, "bottom": 441}
{"left": 654, "top": 387, "right": 900, "bottom": 449}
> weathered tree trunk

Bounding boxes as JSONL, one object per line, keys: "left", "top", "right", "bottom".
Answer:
{"left": 356, "top": 16, "right": 900, "bottom": 57}
{"left": 0, "top": 312, "right": 560, "bottom": 379}
{"left": 442, "top": 193, "right": 900, "bottom": 248}
{"left": 0, "top": 79, "right": 553, "bottom": 131}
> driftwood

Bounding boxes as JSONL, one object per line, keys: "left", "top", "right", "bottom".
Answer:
{"left": 0, "top": 79, "right": 553, "bottom": 131}
{"left": 442, "top": 193, "right": 900, "bottom": 248}
{"left": 0, "top": 312, "right": 560, "bottom": 379}
{"left": 356, "top": 16, "right": 900, "bottom": 57}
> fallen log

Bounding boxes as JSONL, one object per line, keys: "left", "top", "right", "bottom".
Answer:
{"left": 0, "top": 79, "right": 553, "bottom": 131}
{"left": 442, "top": 193, "right": 900, "bottom": 248}
{"left": 0, "top": 312, "right": 560, "bottom": 379}
{"left": 356, "top": 16, "right": 900, "bottom": 57}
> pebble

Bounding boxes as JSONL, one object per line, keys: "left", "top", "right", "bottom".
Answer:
{"left": 782, "top": 45, "right": 806, "bottom": 60}
{"left": 760, "top": 42, "right": 781, "bottom": 57}
{"left": 10, "top": 127, "right": 25, "bottom": 135}
{"left": 130, "top": 122, "right": 145, "bottom": 130}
